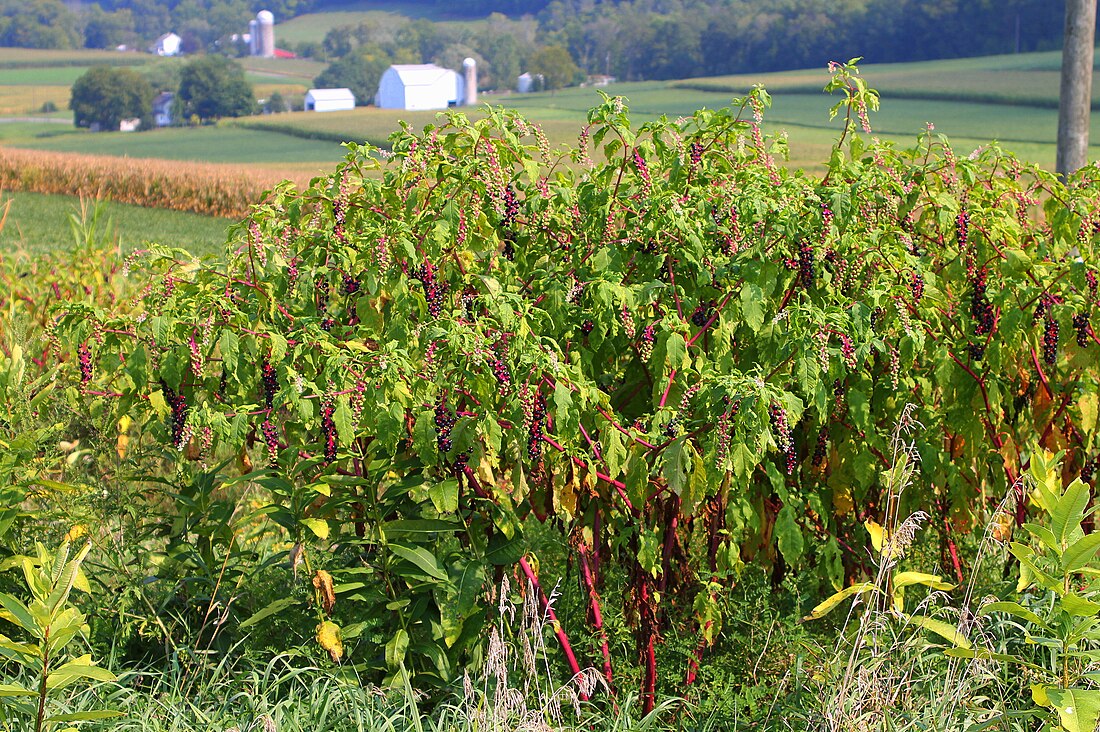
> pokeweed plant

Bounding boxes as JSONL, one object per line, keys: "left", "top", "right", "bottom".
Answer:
{"left": 947, "top": 450, "right": 1100, "bottom": 732}
{"left": 47, "top": 59, "right": 1100, "bottom": 709}
{"left": 0, "top": 541, "right": 121, "bottom": 732}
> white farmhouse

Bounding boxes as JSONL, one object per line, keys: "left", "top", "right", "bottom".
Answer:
{"left": 150, "top": 32, "right": 182, "bottom": 56}
{"left": 305, "top": 88, "right": 356, "bottom": 112}
{"left": 375, "top": 64, "right": 465, "bottom": 111}
{"left": 152, "top": 92, "right": 174, "bottom": 127}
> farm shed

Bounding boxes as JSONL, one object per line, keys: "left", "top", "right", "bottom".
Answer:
{"left": 150, "top": 33, "right": 182, "bottom": 56}
{"left": 375, "top": 64, "right": 464, "bottom": 111}
{"left": 153, "top": 92, "right": 174, "bottom": 127}
{"left": 304, "top": 88, "right": 356, "bottom": 112}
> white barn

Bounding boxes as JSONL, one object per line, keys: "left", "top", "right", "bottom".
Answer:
{"left": 305, "top": 88, "right": 355, "bottom": 112}
{"left": 375, "top": 64, "right": 465, "bottom": 111}
{"left": 150, "top": 32, "right": 182, "bottom": 56}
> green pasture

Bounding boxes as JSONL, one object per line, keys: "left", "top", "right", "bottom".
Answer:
{"left": 0, "top": 47, "right": 149, "bottom": 68}
{"left": 676, "top": 49, "right": 1100, "bottom": 108}
{"left": 0, "top": 191, "right": 233, "bottom": 255}
{"left": 276, "top": 6, "right": 488, "bottom": 46}
{"left": 9, "top": 125, "right": 348, "bottom": 167}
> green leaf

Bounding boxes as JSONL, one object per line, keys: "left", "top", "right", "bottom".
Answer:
{"left": 1064, "top": 533, "right": 1100, "bottom": 574}
{"left": 300, "top": 518, "right": 330, "bottom": 541}
{"left": 1052, "top": 478, "right": 1091, "bottom": 547}
{"left": 383, "top": 520, "right": 461, "bottom": 536}
{"left": 0, "top": 683, "right": 35, "bottom": 697}
{"left": 386, "top": 628, "right": 409, "bottom": 669}
{"left": 1044, "top": 687, "right": 1100, "bottom": 732}
{"left": 741, "top": 284, "right": 765, "bottom": 333}
{"left": 775, "top": 504, "right": 804, "bottom": 565}
{"left": 802, "top": 582, "right": 876, "bottom": 621}
{"left": 389, "top": 544, "right": 447, "bottom": 581}
{"left": 46, "top": 655, "right": 116, "bottom": 689}
{"left": 980, "top": 601, "right": 1050, "bottom": 629}
{"left": 1061, "top": 593, "right": 1100, "bottom": 617}
{"left": 46, "top": 710, "right": 124, "bottom": 722}
{"left": 427, "top": 479, "right": 459, "bottom": 514}
{"left": 0, "top": 594, "right": 36, "bottom": 635}
{"left": 907, "top": 614, "right": 970, "bottom": 649}
{"left": 239, "top": 598, "right": 296, "bottom": 630}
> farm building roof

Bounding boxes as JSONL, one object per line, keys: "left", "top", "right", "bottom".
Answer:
{"left": 387, "top": 64, "right": 454, "bottom": 87}
{"left": 306, "top": 88, "right": 355, "bottom": 101}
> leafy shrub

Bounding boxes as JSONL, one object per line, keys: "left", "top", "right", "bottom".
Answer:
{"left": 48, "top": 62, "right": 1100, "bottom": 707}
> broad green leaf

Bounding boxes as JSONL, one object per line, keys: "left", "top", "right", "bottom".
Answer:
{"left": 893, "top": 572, "right": 953, "bottom": 591}
{"left": 46, "top": 711, "right": 124, "bottom": 722}
{"left": 46, "top": 655, "right": 115, "bottom": 689}
{"left": 427, "top": 480, "right": 459, "bottom": 514}
{"left": 1052, "top": 478, "right": 1090, "bottom": 546}
{"left": 1044, "top": 687, "right": 1100, "bottom": 732}
{"left": 802, "top": 582, "right": 876, "bottom": 621}
{"left": 980, "top": 601, "right": 1049, "bottom": 629}
{"left": 1061, "top": 593, "right": 1100, "bottom": 617}
{"left": 0, "top": 683, "right": 34, "bottom": 697}
{"left": 0, "top": 594, "right": 36, "bottom": 635}
{"left": 300, "top": 518, "right": 330, "bottom": 541}
{"left": 239, "top": 598, "right": 296, "bottom": 630}
{"left": 775, "top": 504, "right": 804, "bottom": 565}
{"left": 382, "top": 520, "right": 461, "bottom": 536}
{"left": 1063, "top": 533, "right": 1100, "bottom": 574}
{"left": 907, "top": 614, "right": 970, "bottom": 649}
{"left": 945, "top": 647, "right": 1045, "bottom": 672}
{"left": 386, "top": 628, "right": 409, "bottom": 669}
{"left": 389, "top": 544, "right": 447, "bottom": 581}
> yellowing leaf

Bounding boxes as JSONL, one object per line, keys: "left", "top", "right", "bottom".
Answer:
{"left": 865, "top": 520, "right": 886, "bottom": 553}
{"left": 316, "top": 620, "right": 343, "bottom": 663}
{"left": 802, "top": 582, "right": 876, "bottom": 622}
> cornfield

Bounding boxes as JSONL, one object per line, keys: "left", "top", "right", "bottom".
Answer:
{"left": 0, "top": 147, "right": 308, "bottom": 219}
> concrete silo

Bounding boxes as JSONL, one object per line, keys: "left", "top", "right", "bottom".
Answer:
{"left": 248, "top": 18, "right": 259, "bottom": 56}
{"left": 462, "top": 57, "right": 477, "bottom": 106}
{"left": 257, "top": 10, "right": 275, "bottom": 58}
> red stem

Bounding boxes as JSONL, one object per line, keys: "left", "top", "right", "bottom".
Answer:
{"left": 639, "top": 577, "right": 657, "bottom": 715}
{"left": 518, "top": 556, "right": 587, "bottom": 698}
{"left": 578, "top": 543, "right": 614, "bottom": 688}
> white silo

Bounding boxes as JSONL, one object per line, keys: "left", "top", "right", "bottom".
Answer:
{"left": 462, "top": 57, "right": 477, "bottom": 106}
{"left": 257, "top": 10, "right": 275, "bottom": 58}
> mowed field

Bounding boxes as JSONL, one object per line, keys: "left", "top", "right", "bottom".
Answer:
{"left": 1, "top": 45, "right": 1099, "bottom": 231}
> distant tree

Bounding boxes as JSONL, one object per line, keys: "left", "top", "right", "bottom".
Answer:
{"left": 314, "top": 45, "right": 392, "bottom": 107}
{"left": 70, "top": 65, "right": 153, "bottom": 130}
{"left": 265, "top": 90, "right": 290, "bottom": 113}
{"left": 527, "top": 45, "right": 580, "bottom": 92}
{"left": 82, "top": 6, "right": 136, "bottom": 49}
{"left": 0, "top": 0, "right": 80, "bottom": 49}
{"left": 177, "top": 55, "right": 255, "bottom": 122}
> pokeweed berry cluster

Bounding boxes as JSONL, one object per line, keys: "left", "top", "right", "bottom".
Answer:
{"left": 910, "top": 270, "right": 924, "bottom": 305}
{"left": 812, "top": 425, "right": 828, "bottom": 467}
{"left": 640, "top": 324, "right": 656, "bottom": 361}
{"left": 409, "top": 262, "right": 447, "bottom": 318}
{"left": 797, "top": 242, "right": 815, "bottom": 288}
{"left": 970, "top": 267, "right": 995, "bottom": 336}
{"left": 689, "top": 141, "right": 703, "bottom": 168}
{"left": 768, "top": 402, "right": 796, "bottom": 475}
{"left": 490, "top": 342, "right": 512, "bottom": 393}
{"left": 1073, "top": 313, "right": 1091, "bottom": 348}
{"left": 343, "top": 274, "right": 360, "bottom": 295}
{"left": 957, "top": 208, "right": 970, "bottom": 247}
{"left": 77, "top": 342, "right": 93, "bottom": 384}
{"left": 523, "top": 389, "right": 547, "bottom": 463}
{"left": 161, "top": 380, "right": 189, "bottom": 450}
{"left": 690, "top": 300, "right": 715, "bottom": 327}
{"left": 320, "top": 396, "right": 337, "bottom": 463}
{"left": 1042, "top": 315, "right": 1060, "bottom": 365}
{"left": 261, "top": 418, "right": 279, "bottom": 466}
{"left": 501, "top": 185, "right": 519, "bottom": 228}
{"left": 261, "top": 358, "right": 278, "bottom": 409}
{"left": 581, "top": 319, "right": 595, "bottom": 336}
{"left": 434, "top": 397, "right": 456, "bottom": 454}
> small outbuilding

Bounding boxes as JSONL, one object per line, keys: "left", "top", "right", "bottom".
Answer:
{"left": 375, "top": 64, "right": 464, "bottom": 111}
{"left": 152, "top": 92, "right": 174, "bottom": 127}
{"left": 304, "top": 88, "right": 356, "bottom": 112}
{"left": 150, "top": 32, "right": 182, "bottom": 57}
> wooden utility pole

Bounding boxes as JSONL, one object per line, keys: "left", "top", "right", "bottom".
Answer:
{"left": 1057, "top": 0, "right": 1097, "bottom": 177}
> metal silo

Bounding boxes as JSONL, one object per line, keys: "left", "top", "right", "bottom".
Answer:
{"left": 257, "top": 10, "right": 275, "bottom": 58}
